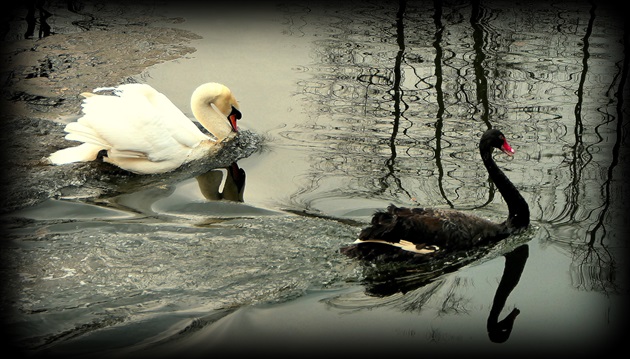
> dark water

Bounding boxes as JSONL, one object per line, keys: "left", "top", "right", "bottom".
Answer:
{"left": 3, "top": 0, "right": 628, "bottom": 356}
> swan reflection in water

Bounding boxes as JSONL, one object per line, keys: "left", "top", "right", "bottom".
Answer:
{"left": 196, "top": 162, "right": 246, "bottom": 202}
{"left": 486, "top": 244, "right": 528, "bottom": 343}
{"left": 342, "top": 244, "right": 529, "bottom": 344}
{"left": 104, "top": 161, "right": 247, "bottom": 218}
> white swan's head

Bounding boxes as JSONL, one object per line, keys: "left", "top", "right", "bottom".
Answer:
{"left": 191, "top": 82, "right": 241, "bottom": 141}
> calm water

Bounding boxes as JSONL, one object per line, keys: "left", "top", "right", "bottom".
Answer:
{"left": 4, "top": 0, "right": 628, "bottom": 356}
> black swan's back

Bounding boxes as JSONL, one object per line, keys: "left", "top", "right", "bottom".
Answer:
{"left": 358, "top": 205, "right": 510, "bottom": 253}
{"left": 349, "top": 129, "right": 529, "bottom": 257}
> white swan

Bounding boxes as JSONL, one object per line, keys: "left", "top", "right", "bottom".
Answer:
{"left": 47, "top": 82, "right": 242, "bottom": 174}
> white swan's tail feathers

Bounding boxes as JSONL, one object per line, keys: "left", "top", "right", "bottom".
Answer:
{"left": 48, "top": 143, "right": 103, "bottom": 165}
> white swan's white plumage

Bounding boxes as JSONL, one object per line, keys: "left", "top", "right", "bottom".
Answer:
{"left": 47, "top": 82, "right": 241, "bottom": 174}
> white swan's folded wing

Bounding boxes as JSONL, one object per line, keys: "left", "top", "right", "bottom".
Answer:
{"left": 101, "top": 84, "right": 211, "bottom": 147}
{"left": 72, "top": 91, "right": 192, "bottom": 163}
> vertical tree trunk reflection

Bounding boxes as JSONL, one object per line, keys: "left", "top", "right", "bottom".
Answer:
{"left": 470, "top": 0, "right": 491, "bottom": 128}
{"left": 468, "top": 0, "right": 496, "bottom": 206}
{"left": 561, "top": 1, "right": 595, "bottom": 226}
{"left": 377, "top": 0, "right": 411, "bottom": 199}
{"left": 587, "top": 8, "right": 628, "bottom": 247}
{"left": 432, "top": 0, "right": 455, "bottom": 208}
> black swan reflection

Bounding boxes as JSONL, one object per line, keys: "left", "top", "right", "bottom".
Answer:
{"left": 487, "top": 244, "right": 529, "bottom": 343}
{"left": 344, "top": 129, "right": 529, "bottom": 258}
{"left": 350, "top": 244, "right": 529, "bottom": 345}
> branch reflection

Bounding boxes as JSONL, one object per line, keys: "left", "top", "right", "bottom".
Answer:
{"left": 432, "top": 0, "right": 453, "bottom": 208}
{"left": 376, "top": 0, "right": 411, "bottom": 199}
{"left": 282, "top": 0, "right": 624, "bottom": 294}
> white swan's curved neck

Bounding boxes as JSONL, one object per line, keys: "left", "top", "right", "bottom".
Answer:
{"left": 190, "top": 83, "right": 238, "bottom": 141}
{"left": 194, "top": 103, "right": 233, "bottom": 141}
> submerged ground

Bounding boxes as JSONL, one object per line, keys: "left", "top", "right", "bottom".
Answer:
{"left": 1, "top": 2, "right": 210, "bottom": 213}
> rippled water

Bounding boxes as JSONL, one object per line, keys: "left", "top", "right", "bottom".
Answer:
{"left": 4, "top": 0, "right": 627, "bottom": 356}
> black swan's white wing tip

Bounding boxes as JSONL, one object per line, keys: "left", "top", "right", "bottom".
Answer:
{"left": 353, "top": 239, "right": 440, "bottom": 254}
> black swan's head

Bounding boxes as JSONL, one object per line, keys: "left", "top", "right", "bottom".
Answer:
{"left": 480, "top": 129, "right": 514, "bottom": 156}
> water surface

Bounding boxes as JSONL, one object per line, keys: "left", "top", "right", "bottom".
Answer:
{"left": 4, "top": 0, "right": 627, "bottom": 356}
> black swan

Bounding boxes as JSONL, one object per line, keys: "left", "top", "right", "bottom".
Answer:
{"left": 348, "top": 129, "right": 529, "bottom": 257}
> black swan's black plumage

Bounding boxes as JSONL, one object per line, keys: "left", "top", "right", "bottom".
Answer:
{"left": 349, "top": 129, "right": 529, "bottom": 257}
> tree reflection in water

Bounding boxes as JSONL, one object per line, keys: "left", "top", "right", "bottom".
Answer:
{"left": 280, "top": 0, "right": 626, "bottom": 301}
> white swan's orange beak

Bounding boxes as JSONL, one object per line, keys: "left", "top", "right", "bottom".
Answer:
{"left": 229, "top": 114, "right": 238, "bottom": 132}
{"left": 500, "top": 139, "right": 514, "bottom": 156}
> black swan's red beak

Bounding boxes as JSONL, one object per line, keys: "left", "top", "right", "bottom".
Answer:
{"left": 500, "top": 138, "right": 515, "bottom": 156}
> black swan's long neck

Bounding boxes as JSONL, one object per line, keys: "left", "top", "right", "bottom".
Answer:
{"left": 481, "top": 146, "right": 530, "bottom": 230}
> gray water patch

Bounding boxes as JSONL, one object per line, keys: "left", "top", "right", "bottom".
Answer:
{"left": 7, "top": 199, "right": 135, "bottom": 221}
